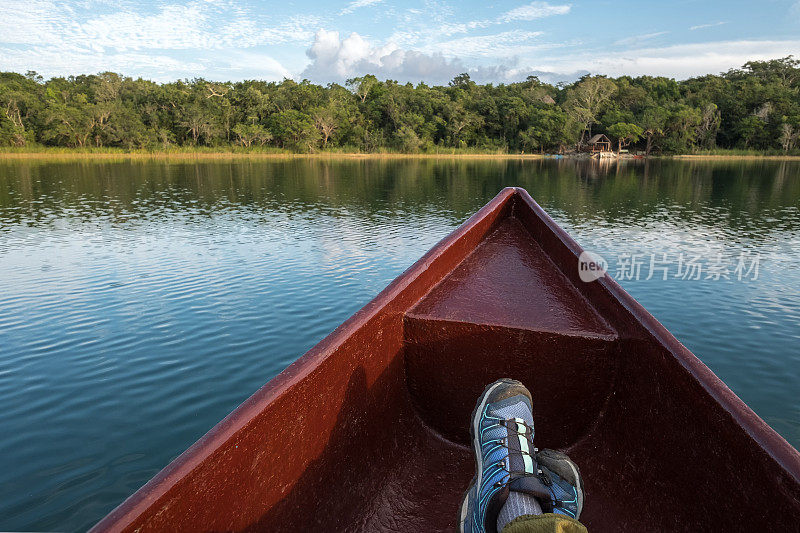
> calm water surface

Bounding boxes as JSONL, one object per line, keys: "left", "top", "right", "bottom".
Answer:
{"left": 1, "top": 158, "right": 798, "bottom": 530}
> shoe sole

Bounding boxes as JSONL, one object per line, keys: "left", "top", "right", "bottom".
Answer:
{"left": 566, "top": 457, "right": 585, "bottom": 519}
{"left": 458, "top": 378, "right": 525, "bottom": 533}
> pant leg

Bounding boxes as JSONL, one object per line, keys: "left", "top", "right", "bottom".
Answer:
{"left": 501, "top": 513, "right": 587, "bottom": 533}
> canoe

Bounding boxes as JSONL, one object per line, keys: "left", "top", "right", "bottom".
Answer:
{"left": 92, "top": 187, "right": 800, "bottom": 532}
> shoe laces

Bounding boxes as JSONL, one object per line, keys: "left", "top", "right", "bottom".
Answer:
{"left": 475, "top": 414, "right": 542, "bottom": 522}
{"left": 481, "top": 416, "right": 541, "bottom": 474}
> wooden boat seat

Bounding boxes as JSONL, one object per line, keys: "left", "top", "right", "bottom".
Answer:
{"left": 405, "top": 216, "right": 619, "bottom": 448}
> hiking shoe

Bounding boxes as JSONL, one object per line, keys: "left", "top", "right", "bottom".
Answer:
{"left": 459, "top": 379, "right": 552, "bottom": 533}
{"left": 535, "top": 448, "right": 585, "bottom": 520}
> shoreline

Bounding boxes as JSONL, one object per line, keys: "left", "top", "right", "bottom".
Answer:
{"left": 0, "top": 151, "right": 548, "bottom": 161}
{"left": 1, "top": 151, "right": 800, "bottom": 161}
{"left": 670, "top": 154, "right": 800, "bottom": 161}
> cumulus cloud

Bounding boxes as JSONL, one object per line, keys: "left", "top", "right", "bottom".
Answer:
{"left": 301, "top": 30, "right": 800, "bottom": 86}
{"left": 301, "top": 29, "right": 580, "bottom": 85}
{"left": 500, "top": 1, "right": 571, "bottom": 22}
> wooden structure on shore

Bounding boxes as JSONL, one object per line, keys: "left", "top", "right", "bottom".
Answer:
{"left": 584, "top": 134, "right": 612, "bottom": 153}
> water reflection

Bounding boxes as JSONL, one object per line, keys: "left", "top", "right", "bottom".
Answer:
{"left": 0, "top": 158, "right": 798, "bottom": 531}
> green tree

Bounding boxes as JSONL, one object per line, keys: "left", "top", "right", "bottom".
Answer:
{"left": 639, "top": 107, "right": 668, "bottom": 155}
{"left": 232, "top": 123, "right": 272, "bottom": 147}
{"left": 0, "top": 72, "right": 41, "bottom": 146}
{"left": 0, "top": 57, "right": 798, "bottom": 154}
{"left": 564, "top": 76, "right": 617, "bottom": 142}
{"left": 519, "top": 107, "right": 570, "bottom": 152}
{"left": 269, "top": 110, "right": 319, "bottom": 151}
{"left": 42, "top": 85, "right": 96, "bottom": 147}
{"left": 663, "top": 105, "right": 702, "bottom": 153}
{"left": 346, "top": 75, "right": 378, "bottom": 103}
{"left": 444, "top": 100, "right": 483, "bottom": 147}
{"left": 736, "top": 115, "right": 766, "bottom": 148}
{"left": 394, "top": 125, "right": 422, "bottom": 152}
{"left": 696, "top": 103, "right": 721, "bottom": 149}
{"left": 607, "top": 122, "right": 644, "bottom": 152}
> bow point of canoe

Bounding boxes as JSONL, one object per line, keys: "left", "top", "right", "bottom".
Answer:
{"left": 92, "top": 187, "right": 800, "bottom": 532}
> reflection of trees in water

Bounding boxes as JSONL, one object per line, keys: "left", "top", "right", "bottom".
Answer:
{"left": 0, "top": 159, "right": 797, "bottom": 236}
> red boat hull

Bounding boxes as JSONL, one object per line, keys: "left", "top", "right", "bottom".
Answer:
{"left": 92, "top": 187, "right": 800, "bottom": 532}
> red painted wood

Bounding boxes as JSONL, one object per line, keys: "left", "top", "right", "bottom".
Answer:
{"left": 410, "top": 217, "right": 615, "bottom": 337}
{"left": 91, "top": 188, "right": 800, "bottom": 532}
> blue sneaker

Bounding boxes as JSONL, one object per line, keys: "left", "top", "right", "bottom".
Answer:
{"left": 458, "top": 379, "right": 585, "bottom": 532}
{"left": 459, "top": 379, "right": 551, "bottom": 533}
{"left": 535, "top": 448, "right": 584, "bottom": 520}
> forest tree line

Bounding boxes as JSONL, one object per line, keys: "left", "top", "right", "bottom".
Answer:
{"left": 1, "top": 57, "right": 799, "bottom": 154}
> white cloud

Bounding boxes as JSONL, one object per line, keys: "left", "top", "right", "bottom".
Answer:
{"left": 303, "top": 30, "right": 395, "bottom": 79}
{"left": 301, "top": 29, "right": 579, "bottom": 85}
{"left": 438, "top": 20, "right": 494, "bottom": 37}
{"left": 0, "top": 1, "right": 319, "bottom": 51}
{"left": 301, "top": 32, "right": 799, "bottom": 86}
{"left": 500, "top": 1, "right": 571, "bottom": 22}
{"left": 432, "top": 30, "right": 547, "bottom": 57}
{"left": 301, "top": 35, "right": 800, "bottom": 86}
{"left": 385, "top": 0, "right": 571, "bottom": 54}
{"left": 340, "top": 0, "right": 384, "bottom": 16}
{"left": 0, "top": 0, "right": 307, "bottom": 79}
{"left": 1, "top": 0, "right": 75, "bottom": 45}
{"left": 0, "top": 42, "right": 293, "bottom": 82}
{"left": 206, "top": 50, "right": 293, "bottom": 79}
{"left": 532, "top": 40, "right": 800, "bottom": 79}
{"left": 689, "top": 21, "right": 728, "bottom": 31}
{"left": 3, "top": 0, "right": 795, "bottom": 86}
{"left": 613, "top": 31, "right": 669, "bottom": 47}
{"left": 0, "top": 45, "right": 207, "bottom": 79}
{"left": 75, "top": 5, "right": 318, "bottom": 50}
{"left": 77, "top": 5, "right": 215, "bottom": 50}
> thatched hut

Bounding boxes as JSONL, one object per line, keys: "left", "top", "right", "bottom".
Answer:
{"left": 584, "top": 134, "right": 612, "bottom": 153}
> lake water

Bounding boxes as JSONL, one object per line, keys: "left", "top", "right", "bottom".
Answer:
{"left": 1, "top": 158, "right": 798, "bottom": 530}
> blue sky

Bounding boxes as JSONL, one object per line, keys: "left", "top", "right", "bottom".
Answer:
{"left": 2, "top": 0, "right": 799, "bottom": 84}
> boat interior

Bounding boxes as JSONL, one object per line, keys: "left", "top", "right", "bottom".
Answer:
{"left": 93, "top": 188, "right": 800, "bottom": 532}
